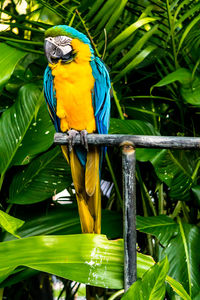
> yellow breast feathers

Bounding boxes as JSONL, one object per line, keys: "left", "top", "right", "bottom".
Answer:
{"left": 50, "top": 39, "right": 96, "bottom": 133}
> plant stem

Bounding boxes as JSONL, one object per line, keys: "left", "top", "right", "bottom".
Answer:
{"left": 158, "top": 183, "right": 164, "bottom": 215}
{"left": 6, "top": 42, "right": 43, "bottom": 54}
{"left": 177, "top": 217, "right": 192, "bottom": 297}
{"left": 166, "top": 0, "right": 178, "bottom": 69}
{"left": 171, "top": 201, "right": 182, "bottom": 219}
{"left": 191, "top": 159, "right": 200, "bottom": 182}
{"left": 106, "top": 153, "right": 123, "bottom": 207}
{"left": 124, "top": 95, "right": 175, "bottom": 102}
{"left": 136, "top": 165, "right": 157, "bottom": 216}
{"left": 0, "top": 174, "right": 4, "bottom": 191}
{"left": 102, "top": 28, "right": 107, "bottom": 60}
{"left": 136, "top": 166, "right": 154, "bottom": 255}
{"left": 75, "top": 9, "right": 101, "bottom": 58}
{"left": 108, "top": 289, "right": 124, "bottom": 300}
{"left": 111, "top": 83, "right": 125, "bottom": 120}
{"left": 68, "top": 12, "right": 76, "bottom": 27}
{"left": 181, "top": 202, "right": 190, "bottom": 223}
{"left": 6, "top": 204, "right": 13, "bottom": 214}
{"left": 106, "top": 83, "right": 124, "bottom": 208}
{"left": 0, "top": 288, "right": 3, "bottom": 300}
{"left": 0, "top": 36, "right": 43, "bottom": 45}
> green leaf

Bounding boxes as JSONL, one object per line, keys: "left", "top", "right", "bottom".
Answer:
{"left": 103, "top": 0, "right": 128, "bottom": 34}
{"left": 137, "top": 215, "right": 177, "bottom": 246}
{"left": 191, "top": 185, "right": 200, "bottom": 207}
{"left": 193, "top": 292, "right": 200, "bottom": 300}
{"left": 177, "top": 14, "right": 200, "bottom": 54}
{"left": 165, "top": 220, "right": 200, "bottom": 298}
{"left": 0, "top": 235, "right": 154, "bottom": 288}
{"left": 0, "top": 210, "right": 24, "bottom": 238}
{"left": 151, "top": 68, "right": 192, "bottom": 88}
{"left": 91, "top": 0, "right": 118, "bottom": 26}
{"left": 109, "top": 119, "right": 160, "bottom": 135}
{"left": 175, "top": 2, "right": 200, "bottom": 28}
{"left": 114, "top": 45, "right": 157, "bottom": 81}
{"left": 0, "top": 268, "right": 39, "bottom": 289}
{"left": 85, "top": 0, "right": 105, "bottom": 20}
{"left": 151, "top": 68, "right": 200, "bottom": 106}
{"left": 12, "top": 101, "right": 55, "bottom": 165}
{"left": 137, "top": 216, "right": 200, "bottom": 298}
{"left": 2, "top": 207, "right": 123, "bottom": 241}
{"left": 0, "top": 43, "right": 27, "bottom": 91}
{"left": 151, "top": 149, "right": 193, "bottom": 200}
{"left": 9, "top": 147, "right": 72, "bottom": 204}
{"left": 180, "top": 77, "right": 200, "bottom": 106}
{"left": 0, "top": 84, "right": 42, "bottom": 186}
{"left": 166, "top": 276, "right": 191, "bottom": 300}
{"left": 108, "top": 17, "right": 157, "bottom": 49}
{"left": 114, "top": 25, "right": 158, "bottom": 69}
{"left": 109, "top": 118, "right": 160, "bottom": 161}
{"left": 122, "top": 257, "right": 169, "bottom": 300}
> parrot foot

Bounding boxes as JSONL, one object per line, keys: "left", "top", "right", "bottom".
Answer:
{"left": 80, "top": 130, "right": 88, "bottom": 151}
{"left": 67, "top": 129, "right": 79, "bottom": 152}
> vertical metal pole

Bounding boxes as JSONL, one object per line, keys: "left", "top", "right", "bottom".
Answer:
{"left": 121, "top": 142, "right": 137, "bottom": 291}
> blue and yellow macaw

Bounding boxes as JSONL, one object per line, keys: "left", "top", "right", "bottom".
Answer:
{"left": 43, "top": 25, "right": 111, "bottom": 234}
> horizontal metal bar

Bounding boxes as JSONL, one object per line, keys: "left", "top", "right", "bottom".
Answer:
{"left": 54, "top": 133, "right": 200, "bottom": 149}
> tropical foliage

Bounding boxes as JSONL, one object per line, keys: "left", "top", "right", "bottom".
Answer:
{"left": 0, "top": 0, "right": 200, "bottom": 299}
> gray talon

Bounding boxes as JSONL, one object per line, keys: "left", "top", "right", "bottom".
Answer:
{"left": 67, "top": 129, "right": 79, "bottom": 152}
{"left": 80, "top": 130, "right": 88, "bottom": 151}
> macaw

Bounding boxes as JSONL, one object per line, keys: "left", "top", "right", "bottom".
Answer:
{"left": 43, "top": 25, "right": 111, "bottom": 234}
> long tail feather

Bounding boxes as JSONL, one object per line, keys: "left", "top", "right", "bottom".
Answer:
{"left": 61, "top": 145, "right": 69, "bottom": 164}
{"left": 70, "top": 147, "right": 101, "bottom": 233}
{"left": 85, "top": 146, "right": 99, "bottom": 196}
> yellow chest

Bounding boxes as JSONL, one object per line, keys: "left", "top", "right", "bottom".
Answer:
{"left": 50, "top": 40, "right": 96, "bottom": 133}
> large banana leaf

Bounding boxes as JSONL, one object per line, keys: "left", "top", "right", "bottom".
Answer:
{"left": 122, "top": 257, "right": 169, "bottom": 300}
{"left": 137, "top": 216, "right": 200, "bottom": 298}
{"left": 0, "top": 84, "right": 42, "bottom": 187}
{"left": 137, "top": 215, "right": 177, "bottom": 246}
{"left": 152, "top": 68, "right": 200, "bottom": 106}
{"left": 151, "top": 149, "right": 194, "bottom": 201}
{"left": 9, "top": 147, "right": 72, "bottom": 204}
{"left": 2, "top": 207, "right": 123, "bottom": 241}
{"left": 2, "top": 230, "right": 180, "bottom": 300}
{"left": 0, "top": 234, "right": 154, "bottom": 289}
{"left": 12, "top": 101, "right": 55, "bottom": 165}
{"left": 0, "top": 43, "right": 27, "bottom": 91}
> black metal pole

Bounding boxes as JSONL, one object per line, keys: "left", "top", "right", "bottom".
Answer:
{"left": 54, "top": 133, "right": 200, "bottom": 149}
{"left": 121, "top": 142, "right": 137, "bottom": 291}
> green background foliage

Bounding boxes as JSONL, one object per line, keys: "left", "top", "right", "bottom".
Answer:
{"left": 0, "top": 0, "right": 199, "bottom": 299}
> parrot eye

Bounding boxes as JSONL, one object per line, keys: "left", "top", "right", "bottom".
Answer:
{"left": 55, "top": 47, "right": 62, "bottom": 57}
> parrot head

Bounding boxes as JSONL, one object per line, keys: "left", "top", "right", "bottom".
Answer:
{"left": 44, "top": 25, "right": 94, "bottom": 64}
{"left": 44, "top": 35, "right": 73, "bottom": 64}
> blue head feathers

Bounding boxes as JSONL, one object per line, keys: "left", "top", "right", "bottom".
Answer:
{"left": 45, "top": 25, "right": 94, "bottom": 56}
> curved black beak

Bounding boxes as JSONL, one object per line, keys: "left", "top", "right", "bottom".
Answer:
{"left": 44, "top": 40, "right": 58, "bottom": 64}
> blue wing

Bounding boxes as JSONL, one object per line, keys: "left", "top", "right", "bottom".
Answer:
{"left": 43, "top": 65, "right": 60, "bottom": 132}
{"left": 90, "top": 57, "right": 111, "bottom": 135}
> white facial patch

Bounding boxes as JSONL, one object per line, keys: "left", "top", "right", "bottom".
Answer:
{"left": 58, "top": 44, "right": 72, "bottom": 55}
{"left": 45, "top": 36, "right": 73, "bottom": 55}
